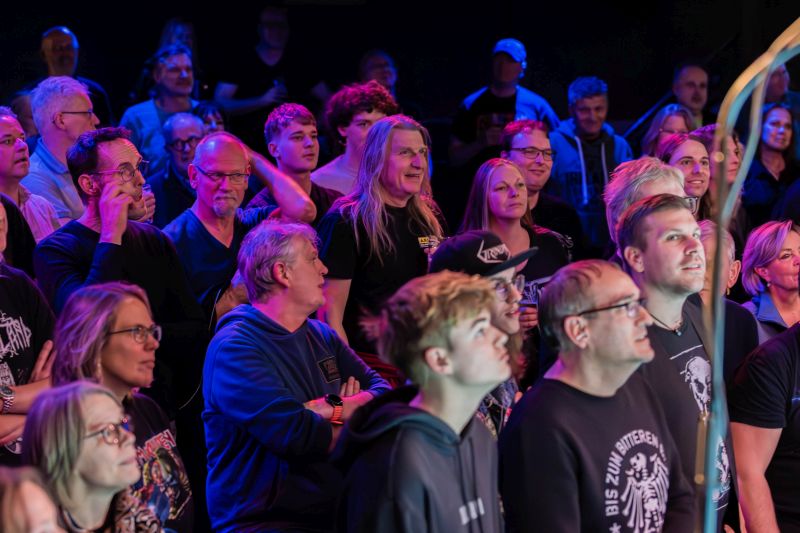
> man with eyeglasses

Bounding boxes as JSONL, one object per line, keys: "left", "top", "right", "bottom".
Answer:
{"left": 147, "top": 113, "right": 204, "bottom": 228}
{"left": 120, "top": 44, "right": 198, "bottom": 181}
{"left": 429, "top": 230, "right": 537, "bottom": 438}
{"left": 22, "top": 76, "right": 99, "bottom": 223}
{"left": 617, "top": 193, "right": 734, "bottom": 529}
{"left": 502, "top": 119, "right": 584, "bottom": 258}
{"left": 499, "top": 259, "right": 695, "bottom": 532}
{"left": 164, "top": 131, "right": 315, "bottom": 318}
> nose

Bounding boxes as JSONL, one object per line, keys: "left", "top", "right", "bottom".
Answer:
{"left": 410, "top": 152, "right": 423, "bottom": 168}
{"left": 638, "top": 306, "right": 654, "bottom": 327}
{"left": 14, "top": 138, "right": 28, "bottom": 152}
{"left": 492, "top": 325, "right": 509, "bottom": 349}
{"left": 91, "top": 112, "right": 100, "bottom": 127}
{"left": 533, "top": 152, "right": 544, "bottom": 164}
{"left": 319, "top": 259, "right": 329, "bottom": 276}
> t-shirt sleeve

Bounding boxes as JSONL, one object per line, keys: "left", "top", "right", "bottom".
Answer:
{"left": 317, "top": 212, "right": 358, "bottom": 280}
{"left": 728, "top": 341, "right": 793, "bottom": 429}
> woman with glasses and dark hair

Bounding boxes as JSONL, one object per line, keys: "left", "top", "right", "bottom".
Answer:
{"left": 640, "top": 104, "right": 693, "bottom": 156}
{"left": 656, "top": 133, "right": 712, "bottom": 220}
{"left": 50, "top": 282, "right": 193, "bottom": 532}
{"left": 22, "top": 381, "right": 161, "bottom": 532}
{"left": 742, "top": 103, "right": 800, "bottom": 227}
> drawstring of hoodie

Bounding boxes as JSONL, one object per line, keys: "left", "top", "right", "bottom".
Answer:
{"left": 576, "top": 135, "right": 611, "bottom": 205}
{"left": 469, "top": 436, "right": 485, "bottom": 533}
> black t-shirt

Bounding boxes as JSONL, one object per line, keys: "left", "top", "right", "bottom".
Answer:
{"left": 247, "top": 181, "right": 341, "bottom": 227}
{"left": 728, "top": 323, "right": 800, "bottom": 530}
{"left": 451, "top": 90, "right": 515, "bottom": 167}
{"left": 518, "top": 224, "right": 571, "bottom": 292}
{"left": 126, "top": 393, "right": 194, "bottom": 532}
{"left": 499, "top": 374, "right": 695, "bottom": 532}
{"left": 639, "top": 313, "right": 731, "bottom": 528}
{"left": 0, "top": 263, "right": 54, "bottom": 466}
{"left": 317, "top": 205, "right": 436, "bottom": 353}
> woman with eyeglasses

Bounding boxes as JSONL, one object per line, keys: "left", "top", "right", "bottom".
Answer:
{"left": 22, "top": 381, "right": 161, "bottom": 532}
{"left": 49, "top": 282, "right": 192, "bottom": 532}
{"left": 640, "top": 103, "right": 693, "bottom": 156}
{"left": 742, "top": 103, "right": 800, "bottom": 227}
{"left": 656, "top": 133, "right": 712, "bottom": 221}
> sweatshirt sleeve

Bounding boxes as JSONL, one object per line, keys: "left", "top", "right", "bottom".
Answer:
{"left": 205, "top": 332, "right": 333, "bottom": 457}
{"left": 331, "top": 331, "right": 391, "bottom": 397}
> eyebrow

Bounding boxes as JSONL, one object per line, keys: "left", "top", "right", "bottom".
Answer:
{"left": 470, "top": 316, "right": 489, "bottom": 330}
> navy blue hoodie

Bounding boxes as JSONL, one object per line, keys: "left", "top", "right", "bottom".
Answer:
{"left": 334, "top": 386, "right": 503, "bottom": 533}
{"left": 203, "top": 305, "right": 390, "bottom": 532}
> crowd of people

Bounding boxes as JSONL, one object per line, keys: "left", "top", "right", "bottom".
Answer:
{"left": 1, "top": 7, "right": 800, "bottom": 533}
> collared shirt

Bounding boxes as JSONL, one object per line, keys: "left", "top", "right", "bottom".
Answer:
{"left": 743, "top": 291, "right": 790, "bottom": 344}
{"left": 21, "top": 139, "right": 84, "bottom": 222}
{"left": 17, "top": 185, "right": 60, "bottom": 242}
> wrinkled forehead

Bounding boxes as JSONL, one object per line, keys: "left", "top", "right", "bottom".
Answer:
{"left": 0, "top": 114, "right": 24, "bottom": 134}
{"left": 97, "top": 139, "right": 141, "bottom": 169}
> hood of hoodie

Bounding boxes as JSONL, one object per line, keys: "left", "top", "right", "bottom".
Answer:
{"left": 215, "top": 303, "right": 305, "bottom": 339}
{"left": 333, "top": 385, "right": 463, "bottom": 469}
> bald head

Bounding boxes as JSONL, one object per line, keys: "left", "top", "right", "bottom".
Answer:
{"left": 41, "top": 27, "right": 79, "bottom": 77}
{"left": 193, "top": 131, "right": 248, "bottom": 167}
{"left": 189, "top": 132, "right": 250, "bottom": 219}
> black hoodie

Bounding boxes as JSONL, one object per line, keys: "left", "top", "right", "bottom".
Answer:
{"left": 333, "top": 386, "right": 503, "bottom": 533}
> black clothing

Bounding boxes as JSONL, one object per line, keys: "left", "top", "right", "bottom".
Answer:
{"left": 317, "top": 205, "right": 435, "bottom": 353}
{"left": 531, "top": 192, "right": 584, "bottom": 258}
{"left": 1, "top": 194, "right": 36, "bottom": 277}
{"left": 729, "top": 323, "right": 800, "bottom": 531}
{"left": 146, "top": 165, "right": 196, "bottom": 229}
{"left": 247, "top": 181, "right": 341, "bottom": 227}
{"left": 33, "top": 220, "right": 207, "bottom": 415}
{"left": 499, "top": 375, "right": 695, "bottom": 532}
{"left": 719, "top": 298, "right": 760, "bottom": 386}
{"left": 742, "top": 158, "right": 799, "bottom": 227}
{"left": 334, "top": 386, "right": 504, "bottom": 533}
{"left": 0, "top": 263, "right": 54, "bottom": 466}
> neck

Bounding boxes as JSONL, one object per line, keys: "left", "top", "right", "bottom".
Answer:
{"left": 760, "top": 147, "right": 785, "bottom": 174}
{"left": 0, "top": 180, "right": 21, "bottom": 204}
{"left": 489, "top": 217, "right": 525, "bottom": 241}
{"left": 191, "top": 202, "right": 236, "bottom": 234}
{"left": 545, "top": 357, "right": 634, "bottom": 397}
{"left": 77, "top": 202, "right": 102, "bottom": 233}
{"left": 641, "top": 284, "right": 686, "bottom": 327}
{"left": 489, "top": 82, "right": 517, "bottom": 99}
{"left": 578, "top": 128, "right": 602, "bottom": 142}
{"left": 283, "top": 167, "right": 312, "bottom": 194}
{"left": 527, "top": 190, "right": 540, "bottom": 210}
{"left": 41, "top": 134, "right": 71, "bottom": 166}
{"left": 252, "top": 296, "right": 308, "bottom": 333}
{"left": 381, "top": 192, "right": 410, "bottom": 208}
{"left": 156, "top": 93, "right": 192, "bottom": 114}
{"left": 63, "top": 481, "right": 115, "bottom": 531}
{"left": 410, "top": 381, "right": 485, "bottom": 435}
{"left": 769, "top": 285, "right": 800, "bottom": 311}
{"left": 341, "top": 147, "right": 362, "bottom": 171}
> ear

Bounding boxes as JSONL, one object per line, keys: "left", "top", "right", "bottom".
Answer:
{"left": 562, "top": 316, "right": 589, "bottom": 349}
{"left": 267, "top": 142, "right": 279, "bottom": 159}
{"left": 187, "top": 164, "right": 199, "bottom": 190}
{"left": 337, "top": 125, "right": 349, "bottom": 140}
{"left": 270, "top": 261, "right": 291, "bottom": 289}
{"left": 623, "top": 245, "right": 645, "bottom": 273}
{"left": 754, "top": 265, "right": 770, "bottom": 284}
{"left": 422, "top": 346, "right": 452, "bottom": 376}
{"left": 77, "top": 174, "right": 98, "bottom": 197}
{"left": 152, "top": 63, "right": 165, "bottom": 84}
{"left": 728, "top": 259, "right": 742, "bottom": 289}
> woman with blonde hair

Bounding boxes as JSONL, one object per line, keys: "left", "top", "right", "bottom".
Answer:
{"left": 640, "top": 103, "right": 693, "bottom": 156}
{"left": 22, "top": 381, "right": 161, "bottom": 532}
{"left": 742, "top": 220, "right": 800, "bottom": 343}
{"left": 51, "top": 282, "right": 193, "bottom": 532}
{"left": 317, "top": 115, "right": 444, "bottom": 356}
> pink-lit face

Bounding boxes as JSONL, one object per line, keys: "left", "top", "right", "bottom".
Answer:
{"left": 339, "top": 111, "right": 386, "bottom": 157}
{"left": 269, "top": 120, "right": 319, "bottom": 174}
{"left": 668, "top": 140, "right": 710, "bottom": 198}
{"left": 488, "top": 165, "right": 528, "bottom": 223}
{"left": 504, "top": 129, "right": 552, "bottom": 195}
{"left": 0, "top": 115, "right": 29, "bottom": 181}
{"left": 759, "top": 231, "right": 800, "bottom": 293}
{"left": 380, "top": 129, "right": 428, "bottom": 207}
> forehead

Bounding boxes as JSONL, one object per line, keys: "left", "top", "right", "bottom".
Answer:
{"left": 0, "top": 115, "right": 24, "bottom": 135}
{"left": 63, "top": 92, "right": 92, "bottom": 109}
{"left": 511, "top": 129, "right": 549, "bottom": 147}
{"left": 636, "top": 178, "right": 685, "bottom": 200}
{"left": 196, "top": 139, "right": 248, "bottom": 168}
{"left": 82, "top": 393, "right": 122, "bottom": 427}
{"left": 589, "top": 266, "right": 637, "bottom": 301}
{"left": 113, "top": 297, "right": 151, "bottom": 324}
{"left": 279, "top": 120, "right": 316, "bottom": 137}
{"left": 678, "top": 67, "right": 708, "bottom": 83}
{"left": 352, "top": 110, "right": 386, "bottom": 122}
{"left": 97, "top": 139, "right": 141, "bottom": 168}
{"left": 365, "top": 55, "right": 392, "bottom": 69}
{"left": 643, "top": 207, "right": 698, "bottom": 238}
{"left": 670, "top": 140, "right": 708, "bottom": 160}
{"left": 170, "top": 119, "right": 204, "bottom": 139}
{"left": 766, "top": 107, "right": 791, "bottom": 122}
{"left": 490, "top": 165, "right": 523, "bottom": 184}
{"left": 662, "top": 115, "right": 688, "bottom": 129}
{"left": 574, "top": 95, "right": 607, "bottom": 109}
{"left": 493, "top": 52, "right": 519, "bottom": 65}
{"left": 161, "top": 54, "right": 191, "bottom": 67}
{"left": 44, "top": 32, "right": 76, "bottom": 49}
{"left": 390, "top": 129, "right": 424, "bottom": 149}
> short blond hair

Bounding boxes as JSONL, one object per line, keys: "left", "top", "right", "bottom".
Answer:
{"left": 378, "top": 271, "right": 495, "bottom": 381}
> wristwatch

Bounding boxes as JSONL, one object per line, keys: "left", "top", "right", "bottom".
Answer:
{"left": 324, "top": 393, "right": 344, "bottom": 425}
{"left": 0, "top": 386, "right": 15, "bottom": 415}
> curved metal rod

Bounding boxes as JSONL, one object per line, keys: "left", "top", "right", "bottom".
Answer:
{"left": 702, "top": 17, "right": 800, "bottom": 533}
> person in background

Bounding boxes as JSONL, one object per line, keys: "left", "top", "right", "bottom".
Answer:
{"left": 640, "top": 103, "right": 692, "bottom": 156}
{"left": 0, "top": 465, "right": 64, "bottom": 533}
{"left": 656, "top": 133, "right": 711, "bottom": 220}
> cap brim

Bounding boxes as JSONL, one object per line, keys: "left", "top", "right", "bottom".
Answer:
{"left": 485, "top": 246, "right": 538, "bottom": 276}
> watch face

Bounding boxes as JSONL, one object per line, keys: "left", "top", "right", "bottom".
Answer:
{"left": 325, "top": 393, "right": 344, "bottom": 407}
{"left": 0, "top": 386, "right": 12, "bottom": 397}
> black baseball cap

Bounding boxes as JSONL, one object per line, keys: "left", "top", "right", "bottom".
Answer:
{"left": 429, "top": 230, "right": 537, "bottom": 277}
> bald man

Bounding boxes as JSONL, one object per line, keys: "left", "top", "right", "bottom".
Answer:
{"left": 164, "top": 131, "right": 314, "bottom": 318}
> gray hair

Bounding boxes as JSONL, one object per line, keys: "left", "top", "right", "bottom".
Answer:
{"left": 162, "top": 112, "right": 204, "bottom": 143}
{"left": 698, "top": 219, "right": 735, "bottom": 264}
{"left": 238, "top": 220, "right": 319, "bottom": 303}
{"left": 604, "top": 157, "right": 684, "bottom": 243}
{"left": 539, "top": 260, "right": 616, "bottom": 351}
{"left": 30, "top": 76, "right": 89, "bottom": 133}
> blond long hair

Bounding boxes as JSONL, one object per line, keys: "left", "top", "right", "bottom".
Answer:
{"left": 332, "top": 115, "right": 443, "bottom": 263}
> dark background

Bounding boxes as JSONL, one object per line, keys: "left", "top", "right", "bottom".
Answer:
{"left": 2, "top": 0, "right": 798, "bottom": 125}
